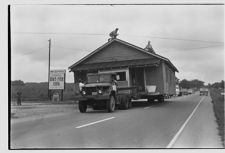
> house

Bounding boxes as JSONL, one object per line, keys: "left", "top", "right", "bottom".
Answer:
{"left": 69, "top": 38, "right": 178, "bottom": 96}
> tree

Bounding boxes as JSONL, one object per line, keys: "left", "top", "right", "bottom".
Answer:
{"left": 179, "top": 79, "right": 204, "bottom": 89}
{"left": 190, "top": 79, "right": 204, "bottom": 89}
{"left": 211, "top": 80, "right": 224, "bottom": 89}
{"left": 179, "top": 79, "right": 190, "bottom": 89}
{"left": 11, "top": 80, "right": 24, "bottom": 86}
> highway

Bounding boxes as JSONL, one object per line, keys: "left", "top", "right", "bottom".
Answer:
{"left": 10, "top": 93, "right": 222, "bottom": 149}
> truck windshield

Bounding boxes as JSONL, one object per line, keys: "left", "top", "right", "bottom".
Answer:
{"left": 99, "top": 74, "right": 112, "bottom": 83}
{"left": 87, "top": 75, "right": 99, "bottom": 83}
{"left": 87, "top": 74, "right": 112, "bottom": 83}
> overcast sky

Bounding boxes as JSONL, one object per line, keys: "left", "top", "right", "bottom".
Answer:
{"left": 11, "top": 4, "right": 224, "bottom": 84}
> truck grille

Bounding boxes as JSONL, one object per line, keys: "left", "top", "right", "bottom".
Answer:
{"left": 84, "top": 87, "right": 97, "bottom": 95}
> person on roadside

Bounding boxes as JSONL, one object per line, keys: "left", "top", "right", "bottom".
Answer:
{"left": 78, "top": 79, "right": 85, "bottom": 92}
{"left": 111, "top": 75, "right": 118, "bottom": 92}
{"left": 17, "top": 91, "right": 22, "bottom": 106}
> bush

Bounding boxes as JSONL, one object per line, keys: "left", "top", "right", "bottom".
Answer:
{"left": 210, "top": 88, "right": 224, "bottom": 147}
{"left": 11, "top": 81, "right": 76, "bottom": 101}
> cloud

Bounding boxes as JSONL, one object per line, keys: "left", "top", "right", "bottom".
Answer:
{"left": 11, "top": 5, "right": 224, "bottom": 83}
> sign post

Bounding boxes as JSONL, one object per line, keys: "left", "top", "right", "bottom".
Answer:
{"left": 49, "top": 69, "right": 66, "bottom": 101}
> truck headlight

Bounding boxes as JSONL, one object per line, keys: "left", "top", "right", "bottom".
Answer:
{"left": 98, "top": 90, "right": 102, "bottom": 94}
{"left": 82, "top": 90, "right": 86, "bottom": 95}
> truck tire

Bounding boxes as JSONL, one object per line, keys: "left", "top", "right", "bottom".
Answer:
{"left": 128, "top": 97, "right": 132, "bottom": 108}
{"left": 120, "top": 95, "right": 129, "bottom": 110}
{"left": 79, "top": 101, "right": 87, "bottom": 113}
{"left": 107, "top": 96, "right": 116, "bottom": 112}
{"left": 92, "top": 105, "right": 99, "bottom": 110}
{"left": 147, "top": 97, "right": 154, "bottom": 103}
{"left": 158, "top": 96, "right": 164, "bottom": 103}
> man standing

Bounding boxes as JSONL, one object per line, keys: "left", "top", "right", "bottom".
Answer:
{"left": 17, "top": 91, "right": 22, "bottom": 106}
{"left": 78, "top": 79, "right": 85, "bottom": 92}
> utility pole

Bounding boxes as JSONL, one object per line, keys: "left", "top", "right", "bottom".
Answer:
{"left": 48, "top": 39, "right": 51, "bottom": 100}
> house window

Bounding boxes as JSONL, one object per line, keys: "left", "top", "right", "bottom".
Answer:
{"left": 116, "top": 72, "right": 126, "bottom": 81}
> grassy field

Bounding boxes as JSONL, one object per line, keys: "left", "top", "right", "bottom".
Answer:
{"left": 11, "top": 102, "right": 77, "bottom": 120}
{"left": 210, "top": 88, "right": 224, "bottom": 147}
{"left": 11, "top": 82, "right": 76, "bottom": 101}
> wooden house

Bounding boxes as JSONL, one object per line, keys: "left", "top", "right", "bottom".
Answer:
{"left": 69, "top": 38, "right": 178, "bottom": 97}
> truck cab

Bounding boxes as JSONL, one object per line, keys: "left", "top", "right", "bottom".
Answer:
{"left": 80, "top": 73, "right": 117, "bottom": 98}
{"left": 77, "top": 73, "right": 131, "bottom": 113}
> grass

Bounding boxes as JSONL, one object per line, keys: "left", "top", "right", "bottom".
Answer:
{"left": 11, "top": 102, "right": 77, "bottom": 119}
{"left": 210, "top": 88, "right": 224, "bottom": 147}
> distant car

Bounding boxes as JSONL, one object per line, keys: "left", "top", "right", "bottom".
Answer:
{"left": 200, "top": 88, "right": 208, "bottom": 96}
{"left": 187, "top": 89, "right": 193, "bottom": 95}
{"left": 180, "top": 88, "right": 188, "bottom": 96}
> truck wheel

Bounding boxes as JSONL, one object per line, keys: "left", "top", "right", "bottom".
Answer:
{"left": 128, "top": 98, "right": 132, "bottom": 108}
{"left": 120, "top": 96, "right": 129, "bottom": 110}
{"left": 92, "top": 105, "right": 99, "bottom": 110}
{"left": 79, "top": 101, "right": 87, "bottom": 113}
{"left": 124, "top": 96, "right": 129, "bottom": 109}
{"left": 107, "top": 96, "right": 115, "bottom": 112}
{"left": 148, "top": 98, "right": 154, "bottom": 103}
{"left": 158, "top": 96, "right": 164, "bottom": 103}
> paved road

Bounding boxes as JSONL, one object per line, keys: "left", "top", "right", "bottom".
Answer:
{"left": 10, "top": 93, "right": 220, "bottom": 148}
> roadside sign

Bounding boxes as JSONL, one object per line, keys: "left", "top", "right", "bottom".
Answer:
{"left": 49, "top": 69, "right": 66, "bottom": 90}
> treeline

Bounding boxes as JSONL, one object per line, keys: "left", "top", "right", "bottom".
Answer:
{"left": 11, "top": 79, "right": 224, "bottom": 101}
{"left": 11, "top": 80, "right": 75, "bottom": 101}
{"left": 179, "top": 79, "right": 224, "bottom": 90}
{"left": 209, "top": 80, "right": 224, "bottom": 89}
{"left": 179, "top": 79, "right": 204, "bottom": 89}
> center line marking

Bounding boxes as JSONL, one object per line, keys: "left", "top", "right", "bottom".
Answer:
{"left": 166, "top": 97, "right": 205, "bottom": 148}
{"left": 76, "top": 117, "right": 116, "bottom": 129}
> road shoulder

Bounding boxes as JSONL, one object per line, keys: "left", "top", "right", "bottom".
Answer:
{"left": 172, "top": 95, "right": 223, "bottom": 148}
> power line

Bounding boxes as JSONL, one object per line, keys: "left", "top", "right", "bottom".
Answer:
{"left": 20, "top": 46, "right": 48, "bottom": 55}
{"left": 52, "top": 45, "right": 83, "bottom": 51}
{"left": 14, "top": 3, "right": 224, "bottom": 6}
{"left": 14, "top": 32, "right": 106, "bottom": 36}
{"left": 18, "top": 43, "right": 223, "bottom": 56}
{"left": 183, "top": 44, "right": 223, "bottom": 51}
{"left": 13, "top": 31, "right": 223, "bottom": 44}
{"left": 124, "top": 34, "right": 224, "bottom": 44}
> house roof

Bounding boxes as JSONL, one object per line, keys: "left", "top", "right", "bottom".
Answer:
{"left": 74, "top": 58, "right": 160, "bottom": 71}
{"left": 69, "top": 38, "right": 178, "bottom": 72}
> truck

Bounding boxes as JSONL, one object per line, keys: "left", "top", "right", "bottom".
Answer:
{"left": 69, "top": 38, "right": 178, "bottom": 113}
{"left": 76, "top": 70, "right": 168, "bottom": 113}
{"left": 77, "top": 73, "right": 134, "bottom": 113}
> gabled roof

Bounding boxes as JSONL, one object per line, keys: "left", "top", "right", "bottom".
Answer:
{"left": 69, "top": 38, "right": 178, "bottom": 72}
{"left": 74, "top": 58, "right": 160, "bottom": 71}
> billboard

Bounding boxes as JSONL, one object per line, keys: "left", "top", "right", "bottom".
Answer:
{"left": 49, "top": 69, "right": 66, "bottom": 90}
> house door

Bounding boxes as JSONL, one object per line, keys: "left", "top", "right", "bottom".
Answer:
{"left": 130, "top": 68, "right": 145, "bottom": 92}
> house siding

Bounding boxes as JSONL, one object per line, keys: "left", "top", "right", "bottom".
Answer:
{"left": 145, "top": 61, "right": 175, "bottom": 95}
{"left": 83, "top": 41, "right": 154, "bottom": 64}
{"left": 145, "top": 62, "right": 164, "bottom": 93}
{"left": 163, "top": 61, "right": 176, "bottom": 95}
{"left": 70, "top": 39, "right": 177, "bottom": 96}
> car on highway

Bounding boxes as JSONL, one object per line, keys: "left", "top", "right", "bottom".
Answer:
{"left": 187, "top": 89, "right": 194, "bottom": 95}
{"left": 200, "top": 88, "right": 209, "bottom": 96}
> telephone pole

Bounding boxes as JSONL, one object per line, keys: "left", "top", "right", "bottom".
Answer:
{"left": 48, "top": 39, "right": 51, "bottom": 100}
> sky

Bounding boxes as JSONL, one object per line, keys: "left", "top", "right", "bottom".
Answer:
{"left": 11, "top": 4, "right": 224, "bottom": 84}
